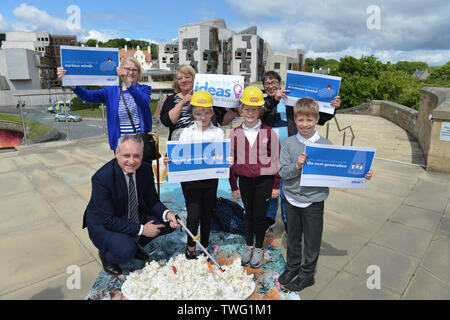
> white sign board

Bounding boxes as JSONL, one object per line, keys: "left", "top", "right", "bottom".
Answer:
{"left": 194, "top": 74, "right": 244, "bottom": 108}
{"left": 440, "top": 122, "right": 450, "bottom": 142}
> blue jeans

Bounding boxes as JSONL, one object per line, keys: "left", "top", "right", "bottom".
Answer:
{"left": 265, "top": 179, "right": 287, "bottom": 223}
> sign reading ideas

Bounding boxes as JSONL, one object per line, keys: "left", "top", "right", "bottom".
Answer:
{"left": 194, "top": 74, "right": 244, "bottom": 109}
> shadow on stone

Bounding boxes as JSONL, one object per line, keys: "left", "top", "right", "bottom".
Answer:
{"left": 30, "top": 286, "right": 64, "bottom": 300}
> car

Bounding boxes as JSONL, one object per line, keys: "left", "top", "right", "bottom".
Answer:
{"left": 54, "top": 112, "right": 82, "bottom": 122}
{"left": 48, "top": 101, "right": 70, "bottom": 113}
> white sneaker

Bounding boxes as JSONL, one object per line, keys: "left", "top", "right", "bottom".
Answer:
{"left": 241, "top": 245, "right": 253, "bottom": 266}
{"left": 250, "top": 248, "right": 264, "bottom": 268}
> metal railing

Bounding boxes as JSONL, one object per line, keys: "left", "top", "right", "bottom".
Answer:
{"left": 14, "top": 90, "right": 76, "bottom": 145}
{"left": 325, "top": 116, "right": 356, "bottom": 146}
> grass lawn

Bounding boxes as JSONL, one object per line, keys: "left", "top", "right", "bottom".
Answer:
{"left": 0, "top": 113, "right": 54, "bottom": 139}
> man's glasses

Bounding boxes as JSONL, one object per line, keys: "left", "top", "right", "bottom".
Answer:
{"left": 263, "top": 81, "right": 280, "bottom": 88}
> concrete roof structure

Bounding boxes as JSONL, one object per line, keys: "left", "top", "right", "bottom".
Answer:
{"left": 0, "top": 114, "right": 449, "bottom": 300}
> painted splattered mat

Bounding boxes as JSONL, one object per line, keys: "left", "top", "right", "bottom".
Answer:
{"left": 85, "top": 180, "right": 300, "bottom": 300}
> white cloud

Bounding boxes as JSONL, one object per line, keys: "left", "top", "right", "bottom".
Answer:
{"left": 0, "top": 14, "right": 9, "bottom": 31}
{"left": 225, "top": 0, "right": 450, "bottom": 64}
{"left": 78, "top": 29, "right": 120, "bottom": 43}
{"left": 12, "top": 3, "right": 75, "bottom": 34}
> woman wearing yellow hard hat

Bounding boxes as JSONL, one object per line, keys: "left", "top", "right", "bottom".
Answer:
{"left": 165, "top": 89, "right": 225, "bottom": 260}
{"left": 229, "top": 85, "right": 281, "bottom": 268}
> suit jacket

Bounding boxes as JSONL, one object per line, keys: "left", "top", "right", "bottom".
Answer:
{"left": 83, "top": 158, "right": 167, "bottom": 253}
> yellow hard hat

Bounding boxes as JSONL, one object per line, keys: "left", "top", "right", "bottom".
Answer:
{"left": 240, "top": 86, "right": 265, "bottom": 107}
{"left": 191, "top": 90, "right": 213, "bottom": 108}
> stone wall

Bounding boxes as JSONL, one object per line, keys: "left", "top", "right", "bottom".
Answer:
{"left": 420, "top": 87, "right": 450, "bottom": 173}
{"left": 340, "top": 87, "right": 450, "bottom": 173}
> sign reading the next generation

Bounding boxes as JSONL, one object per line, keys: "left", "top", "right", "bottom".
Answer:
{"left": 60, "top": 45, "right": 119, "bottom": 86}
{"left": 300, "top": 143, "right": 376, "bottom": 188}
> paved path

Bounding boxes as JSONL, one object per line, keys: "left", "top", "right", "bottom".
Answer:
{"left": 0, "top": 115, "right": 448, "bottom": 300}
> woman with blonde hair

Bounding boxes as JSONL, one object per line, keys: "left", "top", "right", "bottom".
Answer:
{"left": 57, "top": 56, "right": 153, "bottom": 153}
{"left": 160, "top": 64, "right": 237, "bottom": 140}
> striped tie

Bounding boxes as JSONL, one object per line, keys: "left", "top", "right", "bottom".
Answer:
{"left": 127, "top": 173, "right": 139, "bottom": 225}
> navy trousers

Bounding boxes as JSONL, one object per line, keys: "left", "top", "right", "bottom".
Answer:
{"left": 103, "top": 215, "right": 174, "bottom": 265}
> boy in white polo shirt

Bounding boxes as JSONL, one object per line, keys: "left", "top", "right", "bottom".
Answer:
{"left": 278, "top": 97, "right": 373, "bottom": 292}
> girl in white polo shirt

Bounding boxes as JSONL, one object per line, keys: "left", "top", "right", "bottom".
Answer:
{"left": 165, "top": 90, "right": 225, "bottom": 259}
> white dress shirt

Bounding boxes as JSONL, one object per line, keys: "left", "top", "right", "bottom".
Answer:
{"left": 123, "top": 171, "right": 171, "bottom": 236}
{"left": 178, "top": 123, "right": 225, "bottom": 142}
{"left": 242, "top": 119, "right": 262, "bottom": 147}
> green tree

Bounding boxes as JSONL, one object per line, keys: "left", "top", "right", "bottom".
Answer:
{"left": 429, "top": 61, "right": 450, "bottom": 81}
{"left": 394, "top": 61, "right": 429, "bottom": 75}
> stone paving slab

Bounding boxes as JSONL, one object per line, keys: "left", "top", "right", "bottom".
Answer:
{"left": 0, "top": 261, "right": 101, "bottom": 300}
{"left": 421, "top": 237, "right": 450, "bottom": 284}
{"left": 0, "top": 171, "right": 34, "bottom": 197}
{"left": 314, "top": 271, "right": 400, "bottom": 300}
{"left": 0, "top": 191, "right": 57, "bottom": 236}
{"left": 343, "top": 242, "right": 420, "bottom": 295}
{"left": 1, "top": 115, "right": 449, "bottom": 300}
{"left": 402, "top": 267, "right": 450, "bottom": 300}
{"left": 404, "top": 179, "right": 450, "bottom": 214}
{"left": 0, "top": 218, "right": 93, "bottom": 296}
{"left": 389, "top": 204, "right": 443, "bottom": 233}
{"left": 371, "top": 221, "right": 434, "bottom": 258}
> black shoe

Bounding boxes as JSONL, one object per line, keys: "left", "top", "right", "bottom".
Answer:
{"left": 185, "top": 246, "right": 197, "bottom": 260}
{"left": 278, "top": 270, "right": 299, "bottom": 286}
{"left": 285, "top": 277, "right": 315, "bottom": 292}
{"left": 134, "top": 245, "right": 149, "bottom": 261}
{"left": 98, "top": 251, "right": 122, "bottom": 276}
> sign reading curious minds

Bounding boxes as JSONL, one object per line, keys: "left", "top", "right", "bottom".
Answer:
{"left": 60, "top": 45, "right": 119, "bottom": 86}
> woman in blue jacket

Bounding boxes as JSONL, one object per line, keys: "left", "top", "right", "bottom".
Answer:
{"left": 57, "top": 57, "right": 152, "bottom": 152}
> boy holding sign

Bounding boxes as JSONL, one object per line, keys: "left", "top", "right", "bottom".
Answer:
{"left": 278, "top": 97, "right": 373, "bottom": 292}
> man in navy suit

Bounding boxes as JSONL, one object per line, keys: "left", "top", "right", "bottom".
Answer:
{"left": 83, "top": 134, "right": 181, "bottom": 275}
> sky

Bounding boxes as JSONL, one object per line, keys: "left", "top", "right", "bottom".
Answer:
{"left": 1, "top": 0, "right": 449, "bottom": 66}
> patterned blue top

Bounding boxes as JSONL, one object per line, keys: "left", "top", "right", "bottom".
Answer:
{"left": 118, "top": 90, "right": 141, "bottom": 135}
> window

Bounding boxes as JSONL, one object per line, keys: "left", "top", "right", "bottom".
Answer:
{"left": 203, "top": 52, "right": 208, "bottom": 61}
{"left": 274, "top": 62, "right": 281, "bottom": 69}
{"left": 162, "top": 57, "right": 166, "bottom": 63}
{"left": 288, "top": 63, "right": 292, "bottom": 70}
{"left": 235, "top": 51, "right": 242, "bottom": 59}
{"left": 246, "top": 51, "right": 252, "bottom": 58}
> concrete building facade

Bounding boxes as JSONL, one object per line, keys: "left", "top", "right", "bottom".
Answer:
{"left": 160, "top": 19, "right": 269, "bottom": 83}
{"left": 267, "top": 49, "right": 305, "bottom": 82}
{"left": 158, "top": 42, "right": 179, "bottom": 71}
{"left": 1, "top": 32, "right": 50, "bottom": 56}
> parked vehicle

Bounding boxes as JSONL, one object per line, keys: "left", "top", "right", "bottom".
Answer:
{"left": 54, "top": 112, "right": 82, "bottom": 122}
{"left": 48, "top": 101, "right": 70, "bottom": 113}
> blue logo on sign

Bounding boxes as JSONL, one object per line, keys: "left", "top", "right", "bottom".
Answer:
{"left": 195, "top": 82, "right": 231, "bottom": 98}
